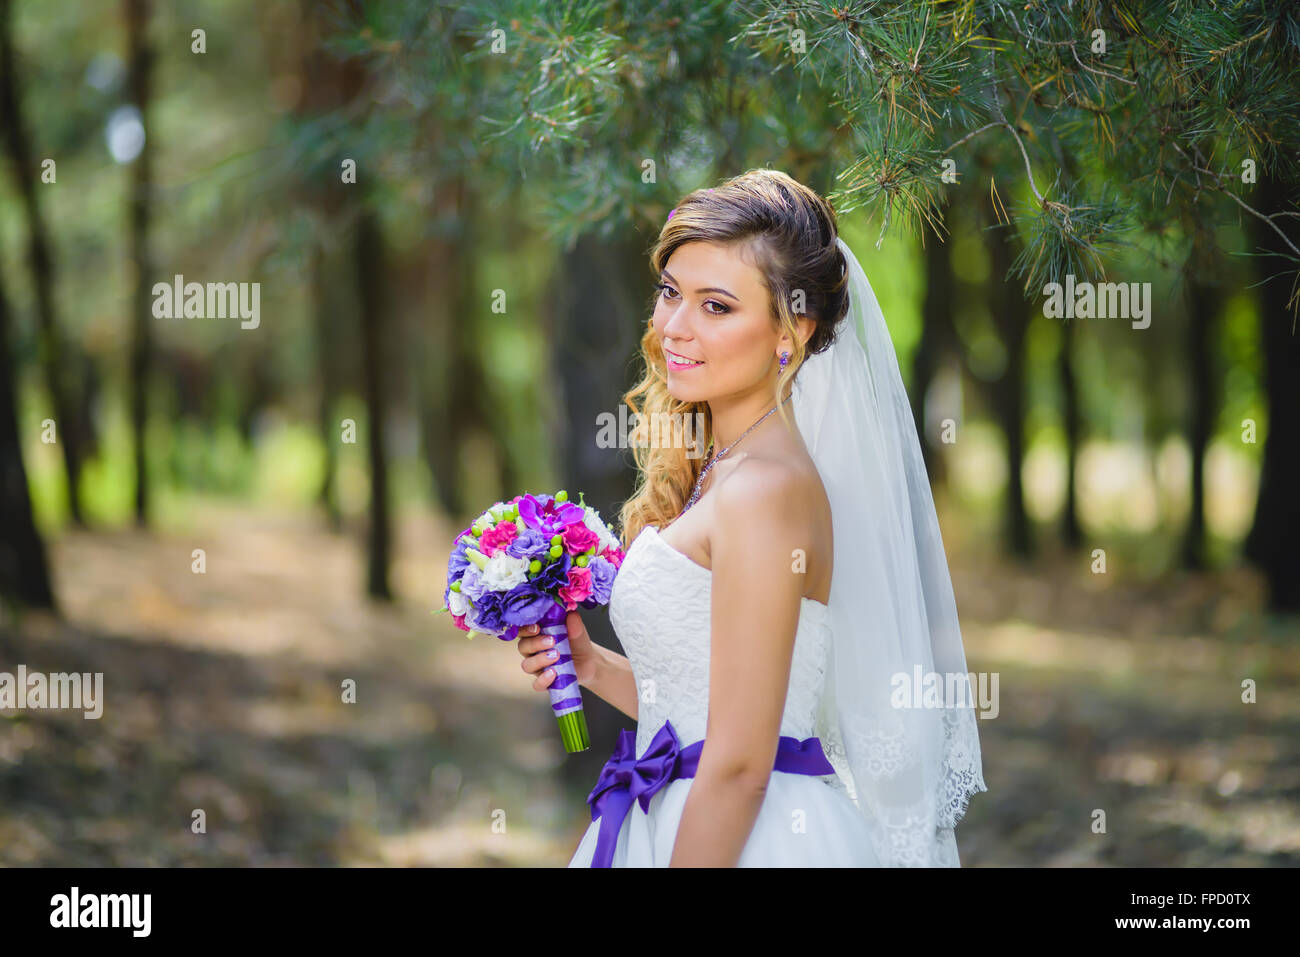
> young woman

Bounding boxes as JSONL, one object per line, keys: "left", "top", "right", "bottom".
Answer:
{"left": 518, "top": 169, "right": 987, "bottom": 867}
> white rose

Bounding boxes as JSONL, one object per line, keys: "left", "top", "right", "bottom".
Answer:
{"left": 582, "top": 508, "right": 618, "bottom": 551}
{"left": 481, "top": 552, "right": 530, "bottom": 591}
{"left": 447, "top": 588, "right": 469, "bottom": 617}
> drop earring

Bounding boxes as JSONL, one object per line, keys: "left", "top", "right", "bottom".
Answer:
{"left": 779, "top": 351, "right": 790, "bottom": 371}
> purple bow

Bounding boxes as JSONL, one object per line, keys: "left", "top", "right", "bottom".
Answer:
{"left": 585, "top": 720, "right": 698, "bottom": 868}
{"left": 583, "top": 719, "right": 836, "bottom": 867}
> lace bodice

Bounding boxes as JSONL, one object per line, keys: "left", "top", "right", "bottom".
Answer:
{"left": 609, "top": 525, "right": 836, "bottom": 760}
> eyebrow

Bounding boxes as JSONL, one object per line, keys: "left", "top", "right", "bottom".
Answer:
{"left": 660, "top": 269, "right": 740, "bottom": 302}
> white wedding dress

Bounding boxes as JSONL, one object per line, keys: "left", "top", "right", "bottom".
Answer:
{"left": 567, "top": 524, "right": 888, "bottom": 867}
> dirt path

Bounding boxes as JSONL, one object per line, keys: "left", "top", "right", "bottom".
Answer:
{"left": 2, "top": 500, "right": 1297, "bottom": 865}
{"left": 1, "top": 501, "right": 578, "bottom": 865}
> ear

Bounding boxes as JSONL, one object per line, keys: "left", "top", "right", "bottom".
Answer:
{"left": 782, "top": 315, "right": 816, "bottom": 352}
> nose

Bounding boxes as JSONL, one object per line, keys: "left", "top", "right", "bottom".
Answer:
{"left": 659, "top": 297, "right": 693, "bottom": 344}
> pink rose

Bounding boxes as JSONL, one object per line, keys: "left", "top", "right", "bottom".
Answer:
{"left": 558, "top": 565, "right": 593, "bottom": 610}
{"left": 599, "top": 545, "right": 625, "bottom": 569}
{"left": 478, "top": 521, "right": 519, "bottom": 556}
{"left": 561, "top": 522, "right": 600, "bottom": 556}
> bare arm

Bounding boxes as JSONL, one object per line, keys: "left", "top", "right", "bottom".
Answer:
{"left": 582, "top": 642, "right": 639, "bottom": 722}
{"left": 669, "top": 461, "right": 812, "bottom": 867}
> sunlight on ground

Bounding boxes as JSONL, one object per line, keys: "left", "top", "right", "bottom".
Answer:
{"left": 5, "top": 491, "right": 1295, "bottom": 866}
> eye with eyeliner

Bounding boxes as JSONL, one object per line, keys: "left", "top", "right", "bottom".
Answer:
{"left": 655, "top": 281, "right": 730, "bottom": 315}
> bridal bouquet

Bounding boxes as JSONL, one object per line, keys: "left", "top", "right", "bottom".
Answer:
{"left": 437, "top": 491, "right": 625, "bottom": 753}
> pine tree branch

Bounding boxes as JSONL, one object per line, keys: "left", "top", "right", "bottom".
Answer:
{"left": 1068, "top": 43, "right": 1137, "bottom": 87}
{"left": 1172, "top": 142, "right": 1300, "bottom": 259}
{"left": 1206, "top": 23, "right": 1274, "bottom": 60}
{"left": 944, "top": 121, "right": 1000, "bottom": 154}
{"left": 1022, "top": 32, "right": 1137, "bottom": 86}
{"left": 990, "top": 82, "right": 1047, "bottom": 205}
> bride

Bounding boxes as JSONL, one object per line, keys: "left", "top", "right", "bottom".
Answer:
{"left": 517, "top": 169, "right": 986, "bottom": 866}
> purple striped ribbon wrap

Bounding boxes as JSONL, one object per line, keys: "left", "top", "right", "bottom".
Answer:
{"left": 538, "top": 600, "right": 583, "bottom": 717}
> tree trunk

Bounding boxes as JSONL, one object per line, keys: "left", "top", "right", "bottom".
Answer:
{"left": 311, "top": 242, "right": 342, "bottom": 531}
{"left": 356, "top": 204, "right": 391, "bottom": 600}
{"left": 1242, "top": 169, "right": 1300, "bottom": 613}
{"left": 124, "top": 0, "right": 154, "bottom": 527}
{"left": 549, "top": 229, "right": 646, "bottom": 789}
{"left": 912, "top": 206, "right": 953, "bottom": 485}
{"left": 1180, "top": 249, "right": 1221, "bottom": 570}
{"left": 980, "top": 192, "right": 1032, "bottom": 558}
{"left": 1058, "top": 312, "right": 1082, "bottom": 548}
{"left": 0, "top": 0, "right": 85, "bottom": 525}
{"left": 420, "top": 173, "right": 478, "bottom": 518}
{"left": 235, "top": 349, "right": 273, "bottom": 446}
{"left": 0, "top": 243, "right": 55, "bottom": 611}
{"left": 1052, "top": 142, "right": 1085, "bottom": 551}
{"left": 292, "top": 0, "right": 364, "bottom": 530}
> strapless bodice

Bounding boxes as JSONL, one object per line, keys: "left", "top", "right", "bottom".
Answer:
{"left": 608, "top": 525, "right": 833, "bottom": 758}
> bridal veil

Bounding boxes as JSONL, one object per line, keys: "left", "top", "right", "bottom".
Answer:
{"left": 792, "top": 236, "right": 988, "bottom": 867}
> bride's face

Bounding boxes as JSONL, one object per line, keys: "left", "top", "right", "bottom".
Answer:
{"left": 652, "top": 241, "right": 783, "bottom": 403}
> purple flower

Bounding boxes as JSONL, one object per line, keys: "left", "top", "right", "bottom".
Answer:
{"left": 533, "top": 552, "right": 573, "bottom": 593}
{"left": 515, "top": 494, "right": 551, "bottom": 531}
{"left": 500, "top": 583, "right": 556, "bottom": 626}
{"left": 517, "top": 493, "right": 586, "bottom": 535}
{"left": 471, "top": 590, "right": 506, "bottom": 632}
{"left": 506, "top": 528, "right": 552, "bottom": 561}
{"left": 458, "top": 566, "right": 487, "bottom": 601}
{"left": 447, "top": 538, "right": 472, "bottom": 581}
{"left": 584, "top": 556, "right": 616, "bottom": 605}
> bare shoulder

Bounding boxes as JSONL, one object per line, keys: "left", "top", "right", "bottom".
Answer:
{"left": 708, "top": 447, "right": 832, "bottom": 604}
{"left": 711, "top": 453, "right": 820, "bottom": 537}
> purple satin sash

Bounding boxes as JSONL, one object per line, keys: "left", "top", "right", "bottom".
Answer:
{"left": 584, "top": 718, "right": 835, "bottom": 867}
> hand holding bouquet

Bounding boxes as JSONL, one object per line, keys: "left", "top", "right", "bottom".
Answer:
{"left": 438, "top": 491, "right": 625, "bottom": 753}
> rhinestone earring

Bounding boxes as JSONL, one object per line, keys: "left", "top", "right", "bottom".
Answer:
{"left": 779, "top": 351, "right": 790, "bottom": 371}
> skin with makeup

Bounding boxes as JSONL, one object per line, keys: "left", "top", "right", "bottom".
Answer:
{"left": 516, "top": 239, "right": 836, "bottom": 867}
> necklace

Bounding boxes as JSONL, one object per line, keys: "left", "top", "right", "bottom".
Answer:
{"left": 680, "top": 394, "right": 791, "bottom": 514}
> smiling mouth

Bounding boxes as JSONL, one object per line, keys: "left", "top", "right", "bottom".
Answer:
{"left": 665, "top": 348, "right": 704, "bottom": 367}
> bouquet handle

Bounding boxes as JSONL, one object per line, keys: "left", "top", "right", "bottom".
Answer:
{"left": 538, "top": 602, "right": 590, "bottom": 753}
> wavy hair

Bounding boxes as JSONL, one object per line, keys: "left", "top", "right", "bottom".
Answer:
{"left": 617, "top": 169, "right": 851, "bottom": 549}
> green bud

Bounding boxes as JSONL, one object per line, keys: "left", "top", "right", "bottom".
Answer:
{"left": 575, "top": 555, "right": 589, "bottom": 567}
{"left": 450, "top": 580, "right": 461, "bottom": 592}
{"left": 549, "top": 544, "right": 562, "bottom": 559}
{"left": 550, "top": 534, "right": 562, "bottom": 545}
{"left": 515, "top": 516, "right": 527, "bottom": 533}
{"left": 529, "top": 559, "right": 542, "bottom": 574}
{"left": 555, "top": 490, "right": 568, "bottom": 502}
{"left": 465, "top": 547, "right": 489, "bottom": 570}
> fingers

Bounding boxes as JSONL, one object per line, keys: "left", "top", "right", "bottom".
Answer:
{"left": 520, "top": 642, "right": 558, "bottom": 672}
{"left": 515, "top": 622, "right": 552, "bottom": 656}
{"left": 517, "top": 622, "right": 560, "bottom": 690}
{"left": 525, "top": 649, "right": 557, "bottom": 690}
{"left": 565, "top": 609, "right": 587, "bottom": 643}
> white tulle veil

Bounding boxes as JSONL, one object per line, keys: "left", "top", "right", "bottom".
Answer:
{"left": 792, "top": 236, "right": 987, "bottom": 867}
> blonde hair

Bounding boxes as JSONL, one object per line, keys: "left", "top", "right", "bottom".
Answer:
{"left": 617, "top": 169, "right": 850, "bottom": 549}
